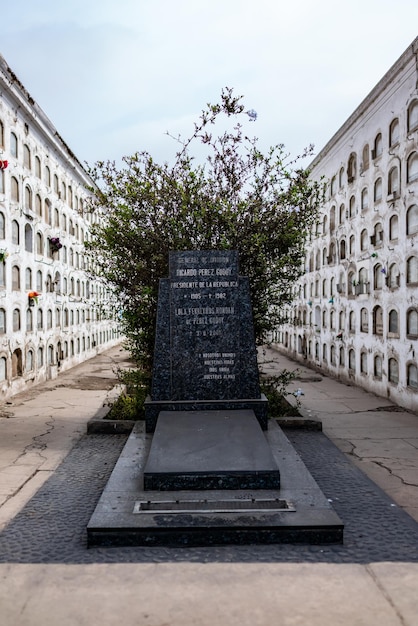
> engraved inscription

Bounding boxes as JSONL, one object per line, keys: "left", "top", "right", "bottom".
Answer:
{"left": 150, "top": 250, "right": 261, "bottom": 403}
{"left": 168, "top": 250, "right": 243, "bottom": 399}
{"left": 201, "top": 352, "right": 236, "bottom": 380}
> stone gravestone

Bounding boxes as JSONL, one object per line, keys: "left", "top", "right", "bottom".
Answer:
{"left": 144, "top": 250, "right": 268, "bottom": 432}
{"left": 88, "top": 253, "right": 343, "bottom": 544}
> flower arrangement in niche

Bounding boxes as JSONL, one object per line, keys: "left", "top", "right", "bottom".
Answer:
{"left": 49, "top": 237, "right": 62, "bottom": 252}
{"left": 28, "top": 291, "right": 41, "bottom": 306}
{"left": 0, "top": 249, "right": 8, "bottom": 262}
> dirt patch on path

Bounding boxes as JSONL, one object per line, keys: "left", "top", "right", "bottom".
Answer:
{"left": 54, "top": 376, "right": 117, "bottom": 391}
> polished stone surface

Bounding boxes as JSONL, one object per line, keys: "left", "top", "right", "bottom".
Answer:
{"left": 87, "top": 420, "right": 343, "bottom": 547}
{"left": 149, "top": 251, "right": 261, "bottom": 404}
{"left": 143, "top": 410, "right": 280, "bottom": 490}
{"left": 144, "top": 395, "right": 269, "bottom": 432}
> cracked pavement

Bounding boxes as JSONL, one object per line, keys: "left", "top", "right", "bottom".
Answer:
{"left": 3, "top": 344, "right": 418, "bottom": 528}
{"left": 261, "top": 347, "right": 418, "bottom": 523}
{"left": 0, "top": 345, "right": 131, "bottom": 530}
{"left": 1, "top": 345, "right": 418, "bottom": 624}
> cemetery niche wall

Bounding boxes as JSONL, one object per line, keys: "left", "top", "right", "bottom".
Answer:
{"left": 145, "top": 250, "right": 268, "bottom": 432}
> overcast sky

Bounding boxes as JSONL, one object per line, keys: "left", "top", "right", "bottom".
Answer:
{"left": 2, "top": 1, "right": 418, "bottom": 168}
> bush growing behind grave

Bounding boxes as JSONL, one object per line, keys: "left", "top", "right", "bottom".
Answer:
{"left": 86, "top": 88, "right": 324, "bottom": 377}
{"left": 105, "top": 368, "right": 149, "bottom": 420}
{"left": 260, "top": 371, "right": 302, "bottom": 417}
{"left": 106, "top": 370, "right": 300, "bottom": 420}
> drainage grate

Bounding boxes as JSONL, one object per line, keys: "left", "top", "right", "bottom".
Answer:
{"left": 133, "top": 498, "right": 295, "bottom": 514}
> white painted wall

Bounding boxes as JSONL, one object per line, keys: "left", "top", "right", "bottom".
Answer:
{"left": 0, "top": 55, "right": 122, "bottom": 401}
{"left": 275, "top": 38, "right": 418, "bottom": 412}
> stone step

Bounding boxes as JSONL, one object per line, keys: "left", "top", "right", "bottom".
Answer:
{"left": 143, "top": 409, "right": 280, "bottom": 490}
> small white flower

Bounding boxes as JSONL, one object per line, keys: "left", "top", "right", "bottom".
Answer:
{"left": 246, "top": 109, "right": 257, "bottom": 121}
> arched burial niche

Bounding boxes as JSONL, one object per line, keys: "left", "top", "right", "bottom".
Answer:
{"left": 12, "top": 348, "right": 23, "bottom": 378}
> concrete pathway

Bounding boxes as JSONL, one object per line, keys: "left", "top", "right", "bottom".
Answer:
{"left": 0, "top": 345, "right": 131, "bottom": 531}
{"left": 260, "top": 346, "right": 418, "bottom": 523}
{"left": 1, "top": 345, "right": 418, "bottom": 625}
{"left": 1, "top": 562, "right": 418, "bottom": 626}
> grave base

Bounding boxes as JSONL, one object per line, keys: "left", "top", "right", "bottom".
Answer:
{"left": 143, "top": 410, "right": 280, "bottom": 490}
{"left": 87, "top": 420, "right": 343, "bottom": 547}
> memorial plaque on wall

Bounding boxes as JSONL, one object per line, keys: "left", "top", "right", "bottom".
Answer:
{"left": 151, "top": 250, "right": 261, "bottom": 402}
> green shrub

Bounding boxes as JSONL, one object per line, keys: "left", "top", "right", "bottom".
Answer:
{"left": 260, "top": 370, "right": 301, "bottom": 417}
{"left": 105, "top": 368, "right": 150, "bottom": 420}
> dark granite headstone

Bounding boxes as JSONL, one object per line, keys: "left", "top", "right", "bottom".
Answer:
{"left": 145, "top": 251, "right": 268, "bottom": 431}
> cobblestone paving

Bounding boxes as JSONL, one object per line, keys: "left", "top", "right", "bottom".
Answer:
{"left": 1, "top": 430, "right": 418, "bottom": 564}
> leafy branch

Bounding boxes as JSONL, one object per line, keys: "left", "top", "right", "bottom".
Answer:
{"left": 86, "top": 88, "right": 324, "bottom": 373}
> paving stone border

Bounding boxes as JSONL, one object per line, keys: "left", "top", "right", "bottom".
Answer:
{"left": 87, "top": 419, "right": 135, "bottom": 435}
{"left": 1, "top": 429, "right": 418, "bottom": 564}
